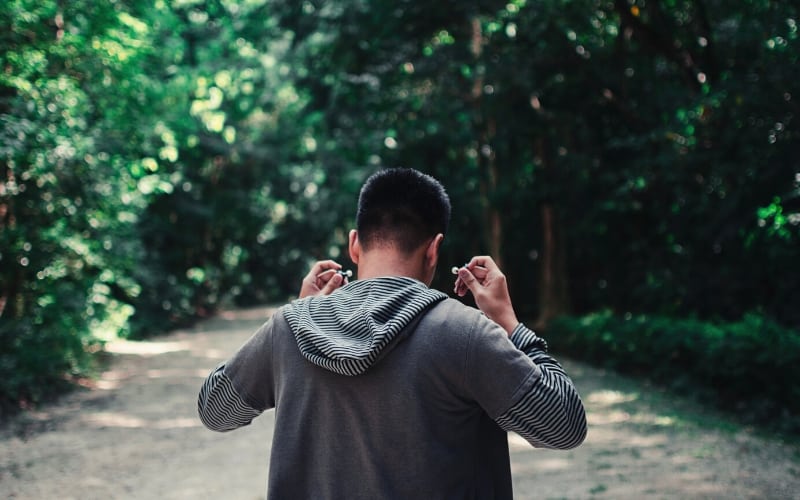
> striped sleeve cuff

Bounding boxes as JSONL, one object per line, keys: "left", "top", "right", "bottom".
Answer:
{"left": 497, "top": 324, "right": 587, "bottom": 450}
{"left": 198, "top": 365, "right": 263, "bottom": 432}
{"left": 494, "top": 367, "right": 587, "bottom": 450}
{"left": 509, "top": 323, "right": 548, "bottom": 352}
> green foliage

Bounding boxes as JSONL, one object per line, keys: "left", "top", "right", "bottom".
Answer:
{"left": 0, "top": 0, "right": 149, "bottom": 411}
{"left": 547, "top": 312, "right": 800, "bottom": 433}
{"left": 1, "top": 0, "right": 798, "bottom": 418}
{"left": 273, "top": 0, "right": 800, "bottom": 324}
{"left": 0, "top": 281, "right": 104, "bottom": 411}
{"left": 122, "top": 0, "right": 362, "bottom": 337}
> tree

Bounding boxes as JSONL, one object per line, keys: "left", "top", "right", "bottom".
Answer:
{"left": 273, "top": 0, "right": 800, "bottom": 327}
{"left": 0, "top": 0, "right": 158, "bottom": 407}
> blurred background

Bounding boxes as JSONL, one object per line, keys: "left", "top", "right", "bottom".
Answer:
{"left": 1, "top": 0, "right": 798, "bottom": 432}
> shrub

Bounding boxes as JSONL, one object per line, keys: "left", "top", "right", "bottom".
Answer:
{"left": 0, "top": 283, "right": 103, "bottom": 416}
{"left": 547, "top": 312, "right": 800, "bottom": 433}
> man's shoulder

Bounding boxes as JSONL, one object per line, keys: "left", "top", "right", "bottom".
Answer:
{"left": 424, "top": 298, "right": 511, "bottom": 341}
{"left": 423, "top": 297, "right": 486, "bottom": 329}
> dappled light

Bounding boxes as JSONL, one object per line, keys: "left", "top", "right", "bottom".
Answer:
{"left": 105, "top": 339, "right": 191, "bottom": 356}
{"left": 81, "top": 412, "right": 200, "bottom": 430}
{"left": 145, "top": 368, "right": 210, "bottom": 379}
{"left": 586, "top": 409, "right": 634, "bottom": 426}
{"left": 7, "top": 0, "right": 798, "bottom": 432}
{"left": 586, "top": 389, "right": 639, "bottom": 407}
{"left": 3, "top": 309, "right": 799, "bottom": 499}
{"left": 583, "top": 389, "right": 680, "bottom": 427}
{"left": 509, "top": 359, "right": 799, "bottom": 498}
{"left": 217, "top": 306, "right": 276, "bottom": 321}
{"left": 2, "top": 0, "right": 799, "bottom": 498}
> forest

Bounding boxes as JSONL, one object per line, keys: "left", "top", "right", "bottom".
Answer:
{"left": 1, "top": 0, "right": 798, "bottom": 430}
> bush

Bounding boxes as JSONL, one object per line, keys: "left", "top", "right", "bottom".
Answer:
{"left": 547, "top": 311, "right": 800, "bottom": 433}
{"left": 0, "top": 283, "right": 103, "bottom": 417}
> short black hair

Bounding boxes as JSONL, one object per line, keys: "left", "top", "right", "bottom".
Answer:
{"left": 356, "top": 168, "right": 451, "bottom": 253}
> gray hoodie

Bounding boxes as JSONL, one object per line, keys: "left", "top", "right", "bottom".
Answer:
{"left": 198, "top": 277, "right": 586, "bottom": 499}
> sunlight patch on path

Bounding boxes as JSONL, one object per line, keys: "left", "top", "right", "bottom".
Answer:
{"left": 2, "top": 307, "right": 798, "bottom": 500}
{"left": 105, "top": 339, "right": 191, "bottom": 356}
{"left": 81, "top": 412, "right": 201, "bottom": 430}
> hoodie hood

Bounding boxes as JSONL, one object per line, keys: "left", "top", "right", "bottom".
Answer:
{"left": 283, "top": 277, "right": 447, "bottom": 376}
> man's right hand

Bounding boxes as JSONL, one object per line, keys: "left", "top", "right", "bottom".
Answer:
{"left": 454, "top": 256, "right": 519, "bottom": 335}
{"left": 299, "top": 260, "right": 348, "bottom": 298}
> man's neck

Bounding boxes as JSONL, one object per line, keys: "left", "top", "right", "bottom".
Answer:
{"left": 356, "top": 248, "right": 428, "bottom": 284}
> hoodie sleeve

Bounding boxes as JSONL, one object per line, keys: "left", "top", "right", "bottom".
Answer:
{"left": 197, "top": 315, "right": 276, "bottom": 432}
{"left": 198, "top": 364, "right": 263, "bottom": 432}
{"left": 466, "top": 320, "right": 587, "bottom": 450}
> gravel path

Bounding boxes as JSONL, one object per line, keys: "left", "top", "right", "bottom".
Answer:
{"left": 2, "top": 306, "right": 798, "bottom": 499}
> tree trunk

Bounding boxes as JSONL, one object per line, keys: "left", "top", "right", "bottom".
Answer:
{"left": 470, "top": 17, "right": 503, "bottom": 267}
{"left": 485, "top": 117, "right": 503, "bottom": 267}
{"left": 535, "top": 203, "right": 570, "bottom": 329}
{"left": 534, "top": 138, "right": 569, "bottom": 329}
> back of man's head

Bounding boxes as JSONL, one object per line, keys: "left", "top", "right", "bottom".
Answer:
{"left": 356, "top": 168, "right": 451, "bottom": 254}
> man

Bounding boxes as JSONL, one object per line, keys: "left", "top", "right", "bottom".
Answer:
{"left": 198, "top": 168, "right": 587, "bottom": 499}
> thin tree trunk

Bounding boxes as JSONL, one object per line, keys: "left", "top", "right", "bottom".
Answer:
{"left": 534, "top": 139, "right": 569, "bottom": 329}
{"left": 486, "top": 119, "right": 502, "bottom": 267}
{"left": 536, "top": 204, "right": 570, "bottom": 329}
{"left": 470, "top": 17, "right": 503, "bottom": 267}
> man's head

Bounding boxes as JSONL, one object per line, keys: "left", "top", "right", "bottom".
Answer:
{"left": 355, "top": 168, "right": 451, "bottom": 253}
{"left": 349, "top": 168, "right": 450, "bottom": 284}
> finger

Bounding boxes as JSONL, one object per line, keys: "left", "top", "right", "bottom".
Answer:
{"left": 307, "top": 260, "right": 339, "bottom": 279}
{"left": 316, "top": 268, "right": 338, "bottom": 281}
{"left": 314, "top": 268, "right": 339, "bottom": 290}
{"left": 457, "top": 267, "right": 481, "bottom": 295}
{"left": 299, "top": 274, "right": 322, "bottom": 299}
{"left": 468, "top": 265, "right": 489, "bottom": 282}
{"left": 467, "top": 256, "right": 499, "bottom": 275}
{"left": 311, "top": 260, "right": 342, "bottom": 277}
{"left": 305, "top": 261, "right": 342, "bottom": 289}
{"left": 453, "top": 276, "right": 467, "bottom": 296}
{"left": 320, "top": 272, "right": 343, "bottom": 295}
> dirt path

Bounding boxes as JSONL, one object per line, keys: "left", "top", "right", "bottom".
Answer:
{"left": 1, "top": 306, "right": 798, "bottom": 499}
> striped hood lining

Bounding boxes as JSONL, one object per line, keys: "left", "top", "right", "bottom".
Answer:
{"left": 283, "top": 277, "right": 447, "bottom": 376}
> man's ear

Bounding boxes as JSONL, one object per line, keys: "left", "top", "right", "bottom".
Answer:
{"left": 425, "top": 233, "right": 444, "bottom": 270}
{"left": 348, "top": 229, "right": 361, "bottom": 265}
